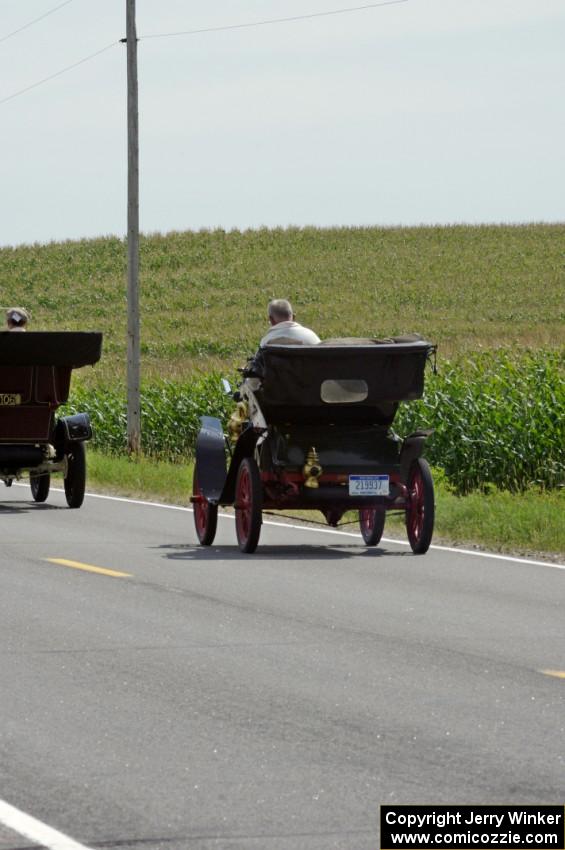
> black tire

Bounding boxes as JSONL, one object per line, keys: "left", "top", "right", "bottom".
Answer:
{"left": 359, "top": 508, "right": 386, "bottom": 546}
{"left": 235, "top": 457, "right": 262, "bottom": 553}
{"left": 30, "top": 472, "right": 50, "bottom": 503}
{"left": 64, "top": 442, "right": 86, "bottom": 509}
{"left": 405, "top": 458, "right": 434, "bottom": 554}
{"left": 193, "top": 466, "right": 218, "bottom": 546}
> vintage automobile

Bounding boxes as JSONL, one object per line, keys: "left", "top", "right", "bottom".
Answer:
{"left": 0, "top": 331, "right": 102, "bottom": 507}
{"left": 192, "top": 336, "right": 437, "bottom": 554}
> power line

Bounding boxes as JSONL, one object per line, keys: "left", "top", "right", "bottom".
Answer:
{"left": 0, "top": 0, "right": 76, "bottom": 45}
{"left": 0, "top": 41, "right": 118, "bottom": 105}
{"left": 141, "top": 0, "right": 409, "bottom": 40}
{"left": 0, "top": 0, "right": 409, "bottom": 106}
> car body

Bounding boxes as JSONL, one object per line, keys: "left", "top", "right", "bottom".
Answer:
{"left": 193, "top": 336, "right": 436, "bottom": 554}
{"left": 0, "top": 331, "right": 102, "bottom": 507}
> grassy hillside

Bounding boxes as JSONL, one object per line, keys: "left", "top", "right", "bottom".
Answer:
{"left": 1, "top": 224, "right": 563, "bottom": 383}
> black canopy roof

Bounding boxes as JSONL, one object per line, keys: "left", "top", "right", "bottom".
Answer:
{"left": 0, "top": 332, "right": 103, "bottom": 367}
{"left": 262, "top": 340, "right": 434, "bottom": 402}
{"left": 256, "top": 339, "right": 435, "bottom": 425}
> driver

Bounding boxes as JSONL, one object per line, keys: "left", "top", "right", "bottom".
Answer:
{"left": 245, "top": 299, "right": 320, "bottom": 377}
{"left": 260, "top": 299, "right": 320, "bottom": 347}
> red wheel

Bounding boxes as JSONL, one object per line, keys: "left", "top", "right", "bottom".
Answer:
{"left": 359, "top": 508, "right": 385, "bottom": 546}
{"left": 235, "top": 458, "right": 262, "bottom": 553}
{"left": 193, "top": 466, "right": 218, "bottom": 546}
{"left": 405, "top": 458, "right": 434, "bottom": 554}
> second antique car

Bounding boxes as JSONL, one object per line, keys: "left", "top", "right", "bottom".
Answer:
{"left": 0, "top": 331, "right": 103, "bottom": 507}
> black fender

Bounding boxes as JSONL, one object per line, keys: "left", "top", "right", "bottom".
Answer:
{"left": 195, "top": 416, "right": 228, "bottom": 503}
{"left": 400, "top": 429, "right": 433, "bottom": 483}
{"left": 218, "top": 426, "right": 260, "bottom": 505}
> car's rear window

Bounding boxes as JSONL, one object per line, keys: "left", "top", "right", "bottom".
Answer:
{"left": 320, "top": 379, "right": 368, "bottom": 404}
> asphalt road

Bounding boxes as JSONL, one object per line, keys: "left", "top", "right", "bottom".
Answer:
{"left": 0, "top": 484, "right": 563, "bottom": 850}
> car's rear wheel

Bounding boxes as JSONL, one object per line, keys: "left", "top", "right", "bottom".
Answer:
{"left": 235, "top": 457, "right": 262, "bottom": 553}
{"left": 359, "top": 508, "right": 385, "bottom": 546}
{"left": 64, "top": 442, "right": 86, "bottom": 508}
{"left": 193, "top": 466, "right": 218, "bottom": 546}
{"left": 30, "top": 472, "right": 50, "bottom": 503}
{"left": 405, "top": 458, "right": 434, "bottom": 554}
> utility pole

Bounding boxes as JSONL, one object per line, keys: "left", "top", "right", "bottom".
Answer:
{"left": 125, "top": 0, "right": 140, "bottom": 454}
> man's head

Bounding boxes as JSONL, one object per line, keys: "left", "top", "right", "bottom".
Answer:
{"left": 6, "top": 307, "right": 29, "bottom": 330}
{"left": 268, "top": 299, "right": 293, "bottom": 326}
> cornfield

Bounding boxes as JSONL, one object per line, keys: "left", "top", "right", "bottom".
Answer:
{"left": 65, "top": 351, "right": 564, "bottom": 494}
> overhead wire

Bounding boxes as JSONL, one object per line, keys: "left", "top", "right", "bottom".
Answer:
{"left": 0, "top": 0, "right": 409, "bottom": 106}
{"left": 0, "top": 41, "right": 118, "bottom": 106}
{"left": 0, "top": 0, "right": 76, "bottom": 45}
{"left": 140, "top": 0, "right": 409, "bottom": 40}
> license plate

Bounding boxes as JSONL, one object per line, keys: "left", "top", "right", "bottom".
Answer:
{"left": 349, "top": 474, "right": 389, "bottom": 496}
{"left": 0, "top": 393, "right": 21, "bottom": 406}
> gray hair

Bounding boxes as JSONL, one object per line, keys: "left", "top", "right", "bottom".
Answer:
{"left": 268, "top": 299, "right": 293, "bottom": 322}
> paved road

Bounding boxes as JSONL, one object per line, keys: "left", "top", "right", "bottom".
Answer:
{"left": 0, "top": 485, "right": 563, "bottom": 850}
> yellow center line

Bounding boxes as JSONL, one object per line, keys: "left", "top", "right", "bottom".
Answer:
{"left": 540, "top": 669, "right": 565, "bottom": 680}
{"left": 46, "top": 558, "right": 132, "bottom": 578}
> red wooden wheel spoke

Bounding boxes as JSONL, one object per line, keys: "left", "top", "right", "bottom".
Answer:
{"left": 359, "top": 506, "right": 385, "bottom": 546}
{"left": 193, "top": 465, "right": 218, "bottom": 546}
{"left": 405, "top": 459, "right": 434, "bottom": 555}
{"left": 235, "top": 458, "right": 262, "bottom": 553}
{"left": 408, "top": 472, "right": 424, "bottom": 540}
{"left": 236, "top": 466, "right": 250, "bottom": 538}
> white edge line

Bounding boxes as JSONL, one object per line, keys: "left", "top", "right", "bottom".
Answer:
{"left": 27, "top": 484, "right": 562, "bottom": 571}
{"left": 13, "top": 482, "right": 565, "bottom": 571}
{"left": 0, "top": 798, "right": 94, "bottom": 850}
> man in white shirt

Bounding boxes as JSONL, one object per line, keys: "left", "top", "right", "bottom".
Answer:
{"left": 245, "top": 299, "right": 319, "bottom": 377}
{"left": 259, "top": 299, "right": 320, "bottom": 347}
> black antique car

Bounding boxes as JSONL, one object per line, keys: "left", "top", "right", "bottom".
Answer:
{"left": 192, "top": 337, "right": 436, "bottom": 554}
{"left": 0, "top": 331, "right": 102, "bottom": 507}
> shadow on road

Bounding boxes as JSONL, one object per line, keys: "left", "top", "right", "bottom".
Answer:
{"left": 154, "top": 542, "right": 410, "bottom": 562}
{"left": 0, "top": 500, "right": 62, "bottom": 514}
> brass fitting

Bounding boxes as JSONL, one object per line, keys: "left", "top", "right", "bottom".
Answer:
{"left": 303, "top": 446, "right": 322, "bottom": 488}
{"left": 228, "top": 400, "right": 249, "bottom": 443}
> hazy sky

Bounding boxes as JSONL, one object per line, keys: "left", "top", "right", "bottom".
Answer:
{"left": 1, "top": 0, "right": 563, "bottom": 247}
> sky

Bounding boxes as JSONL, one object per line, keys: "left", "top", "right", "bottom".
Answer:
{"left": 1, "top": 0, "right": 564, "bottom": 247}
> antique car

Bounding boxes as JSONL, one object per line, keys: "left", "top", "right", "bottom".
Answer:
{"left": 0, "top": 331, "right": 103, "bottom": 507}
{"left": 192, "top": 336, "right": 437, "bottom": 554}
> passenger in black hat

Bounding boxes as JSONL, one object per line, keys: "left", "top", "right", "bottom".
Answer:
{"left": 6, "top": 307, "right": 29, "bottom": 331}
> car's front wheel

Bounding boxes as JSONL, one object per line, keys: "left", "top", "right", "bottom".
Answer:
{"left": 30, "top": 471, "right": 50, "bottom": 503}
{"left": 235, "top": 458, "right": 262, "bottom": 553}
{"left": 193, "top": 466, "right": 218, "bottom": 546}
{"left": 359, "top": 508, "right": 385, "bottom": 546}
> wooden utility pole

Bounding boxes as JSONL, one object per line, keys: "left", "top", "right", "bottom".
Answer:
{"left": 125, "top": 0, "right": 140, "bottom": 454}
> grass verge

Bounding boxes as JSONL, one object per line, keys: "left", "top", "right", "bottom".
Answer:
{"left": 82, "top": 450, "right": 564, "bottom": 562}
